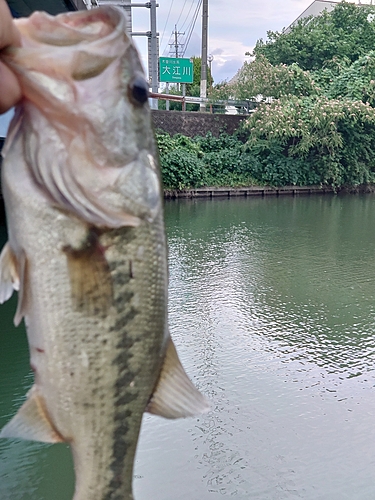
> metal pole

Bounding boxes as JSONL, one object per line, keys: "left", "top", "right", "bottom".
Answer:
{"left": 149, "top": 0, "right": 159, "bottom": 109}
{"left": 123, "top": 0, "right": 132, "bottom": 35}
{"left": 166, "top": 82, "right": 170, "bottom": 110}
{"left": 200, "top": 0, "right": 208, "bottom": 112}
{"left": 182, "top": 83, "right": 186, "bottom": 111}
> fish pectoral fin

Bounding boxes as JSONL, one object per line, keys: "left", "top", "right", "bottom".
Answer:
{"left": 146, "top": 338, "right": 210, "bottom": 419}
{"left": 0, "top": 385, "right": 64, "bottom": 443}
{"left": 0, "top": 244, "right": 28, "bottom": 326}
{"left": 14, "top": 250, "right": 29, "bottom": 327}
{"left": 0, "top": 242, "right": 20, "bottom": 303}
{"left": 64, "top": 230, "right": 113, "bottom": 317}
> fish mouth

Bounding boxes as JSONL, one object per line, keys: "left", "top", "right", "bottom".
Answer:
{"left": 15, "top": 7, "right": 125, "bottom": 46}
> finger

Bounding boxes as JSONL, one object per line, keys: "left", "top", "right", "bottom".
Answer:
{"left": 0, "top": 0, "right": 22, "bottom": 113}
{"left": 0, "top": 0, "right": 21, "bottom": 48}
{"left": 0, "top": 61, "right": 22, "bottom": 113}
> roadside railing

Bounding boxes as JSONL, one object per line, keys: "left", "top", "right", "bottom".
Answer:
{"left": 149, "top": 93, "right": 259, "bottom": 114}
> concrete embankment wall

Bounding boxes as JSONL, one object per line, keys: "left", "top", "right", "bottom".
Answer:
{"left": 151, "top": 110, "right": 247, "bottom": 138}
{"left": 164, "top": 185, "right": 375, "bottom": 199}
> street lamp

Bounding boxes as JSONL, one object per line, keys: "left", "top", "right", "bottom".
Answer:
{"left": 208, "top": 54, "right": 214, "bottom": 89}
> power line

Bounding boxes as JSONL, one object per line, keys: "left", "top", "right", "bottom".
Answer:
{"left": 162, "top": 0, "right": 201, "bottom": 57}
{"left": 180, "top": 0, "right": 196, "bottom": 32}
{"left": 162, "top": 0, "right": 193, "bottom": 56}
{"left": 160, "top": 0, "right": 174, "bottom": 48}
{"left": 182, "top": 0, "right": 202, "bottom": 57}
{"left": 175, "top": 0, "right": 188, "bottom": 28}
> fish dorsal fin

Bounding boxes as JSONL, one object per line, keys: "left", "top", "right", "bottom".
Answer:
{"left": 0, "top": 242, "right": 20, "bottom": 303}
{"left": 0, "top": 385, "right": 64, "bottom": 443}
{"left": 146, "top": 338, "right": 210, "bottom": 419}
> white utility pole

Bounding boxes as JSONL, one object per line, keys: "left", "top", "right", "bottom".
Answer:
{"left": 200, "top": 0, "right": 208, "bottom": 112}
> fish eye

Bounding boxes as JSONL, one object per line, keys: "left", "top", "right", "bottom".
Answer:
{"left": 128, "top": 76, "right": 149, "bottom": 106}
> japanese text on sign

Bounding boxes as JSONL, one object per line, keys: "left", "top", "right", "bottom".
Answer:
{"left": 159, "top": 57, "right": 194, "bottom": 83}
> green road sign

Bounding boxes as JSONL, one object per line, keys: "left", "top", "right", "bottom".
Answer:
{"left": 159, "top": 57, "right": 194, "bottom": 83}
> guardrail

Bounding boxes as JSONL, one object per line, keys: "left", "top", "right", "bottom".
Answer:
{"left": 149, "top": 92, "right": 258, "bottom": 114}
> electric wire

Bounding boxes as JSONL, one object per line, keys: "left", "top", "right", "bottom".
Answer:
{"left": 182, "top": 0, "right": 202, "bottom": 56}
{"left": 161, "top": 0, "right": 201, "bottom": 57}
{"left": 180, "top": 0, "right": 196, "bottom": 32}
{"left": 160, "top": 0, "right": 174, "bottom": 48}
{"left": 175, "top": 0, "right": 188, "bottom": 28}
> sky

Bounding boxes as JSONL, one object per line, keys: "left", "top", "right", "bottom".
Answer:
{"left": 129, "top": 0, "right": 323, "bottom": 86}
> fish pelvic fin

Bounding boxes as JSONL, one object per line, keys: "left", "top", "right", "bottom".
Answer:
{"left": 0, "top": 242, "right": 20, "bottom": 303}
{"left": 63, "top": 229, "right": 113, "bottom": 317}
{"left": 0, "top": 385, "right": 64, "bottom": 443}
{"left": 146, "top": 338, "right": 210, "bottom": 419}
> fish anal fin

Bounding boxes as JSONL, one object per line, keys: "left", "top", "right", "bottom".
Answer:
{"left": 0, "top": 242, "right": 20, "bottom": 303}
{"left": 146, "top": 338, "right": 210, "bottom": 419}
{"left": 64, "top": 229, "right": 113, "bottom": 317}
{"left": 0, "top": 385, "right": 64, "bottom": 443}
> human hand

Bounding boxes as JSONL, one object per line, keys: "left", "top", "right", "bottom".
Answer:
{"left": 0, "top": 0, "right": 21, "bottom": 113}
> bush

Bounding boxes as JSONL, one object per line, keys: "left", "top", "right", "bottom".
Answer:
{"left": 325, "top": 51, "right": 375, "bottom": 106}
{"left": 156, "top": 131, "right": 257, "bottom": 189}
{"left": 243, "top": 96, "right": 375, "bottom": 187}
{"left": 160, "top": 149, "right": 207, "bottom": 190}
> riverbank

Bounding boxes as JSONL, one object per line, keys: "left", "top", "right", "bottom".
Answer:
{"left": 164, "top": 184, "right": 375, "bottom": 199}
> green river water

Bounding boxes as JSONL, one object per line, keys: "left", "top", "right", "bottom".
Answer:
{"left": 1, "top": 194, "right": 375, "bottom": 499}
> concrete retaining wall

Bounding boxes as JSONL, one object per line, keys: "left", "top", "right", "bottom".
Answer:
{"left": 152, "top": 109, "right": 247, "bottom": 138}
{"left": 164, "top": 186, "right": 335, "bottom": 199}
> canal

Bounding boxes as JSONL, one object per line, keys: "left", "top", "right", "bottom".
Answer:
{"left": 1, "top": 194, "right": 375, "bottom": 499}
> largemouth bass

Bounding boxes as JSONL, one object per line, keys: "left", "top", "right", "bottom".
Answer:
{"left": 0, "top": 6, "right": 208, "bottom": 499}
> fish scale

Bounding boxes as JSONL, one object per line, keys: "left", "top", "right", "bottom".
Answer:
{"left": 0, "top": 6, "right": 208, "bottom": 500}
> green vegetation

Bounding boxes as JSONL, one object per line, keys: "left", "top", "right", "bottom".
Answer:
{"left": 253, "top": 2, "right": 375, "bottom": 70}
{"left": 243, "top": 97, "right": 375, "bottom": 187}
{"left": 159, "top": 2, "right": 375, "bottom": 190}
{"left": 157, "top": 131, "right": 257, "bottom": 190}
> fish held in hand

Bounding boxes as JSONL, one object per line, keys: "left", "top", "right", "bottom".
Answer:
{"left": 0, "top": 6, "right": 208, "bottom": 500}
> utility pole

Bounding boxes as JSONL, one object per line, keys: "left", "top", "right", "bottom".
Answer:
{"left": 122, "top": 0, "right": 132, "bottom": 34}
{"left": 169, "top": 26, "right": 184, "bottom": 57}
{"left": 149, "top": 0, "right": 158, "bottom": 108}
{"left": 200, "top": 0, "right": 208, "bottom": 112}
{"left": 174, "top": 25, "right": 179, "bottom": 57}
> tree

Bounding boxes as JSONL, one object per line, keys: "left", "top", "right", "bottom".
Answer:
{"left": 208, "top": 55, "right": 318, "bottom": 103}
{"left": 253, "top": 2, "right": 375, "bottom": 71}
{"left": 234, "top": 56, "right": 318, "bottom": 100}
{"left": 325, "top": 51, "right": 375, "bottom": 106}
